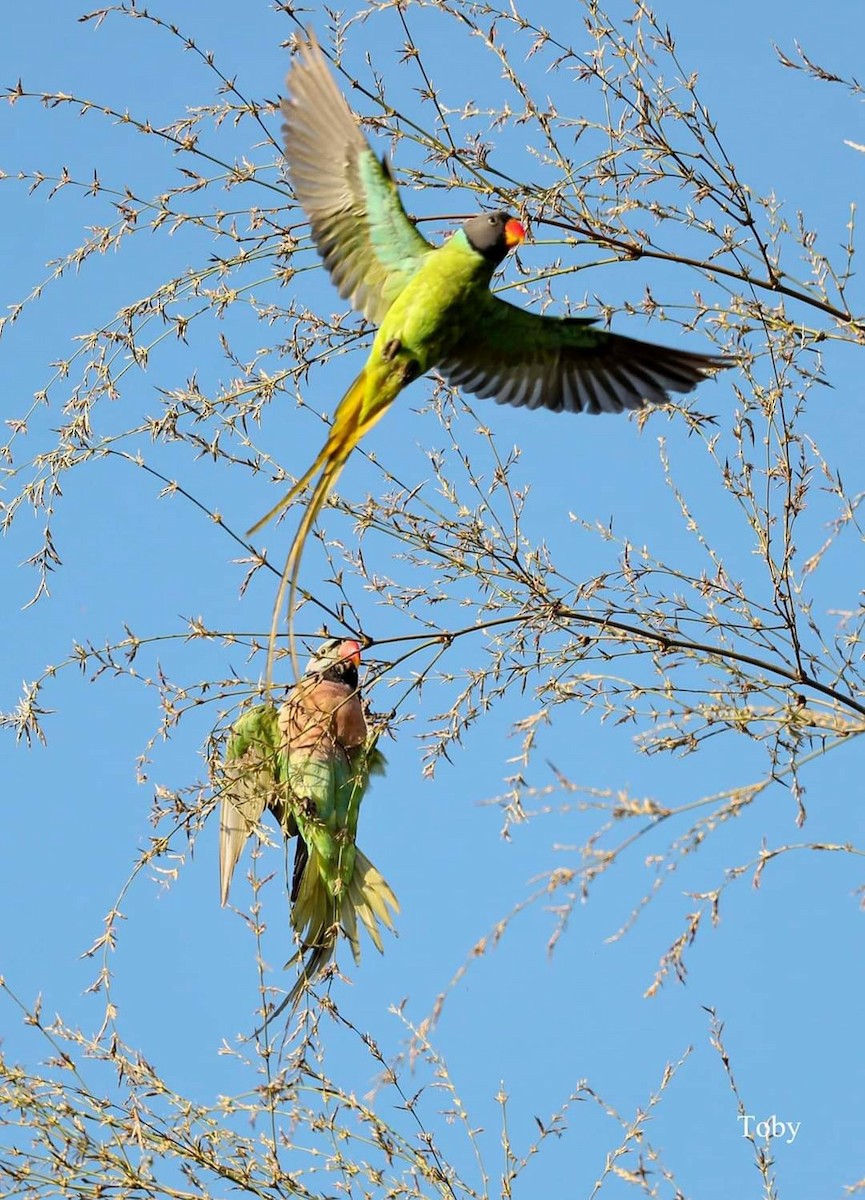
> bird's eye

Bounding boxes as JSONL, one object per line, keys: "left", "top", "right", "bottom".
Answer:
{"left": 487, "top": 215, "right": 496, "bottom": 225}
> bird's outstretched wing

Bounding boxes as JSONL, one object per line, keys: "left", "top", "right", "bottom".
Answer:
{"left": 438, "top": 292, "right": 729, "bottom": 414}
{"left": 283, "top": 35, "right": 433, "bottom": 324}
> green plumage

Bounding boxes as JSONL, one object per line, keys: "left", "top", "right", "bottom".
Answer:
{"left": 286, "top": 745, "right": 390, "bottom": 967}
{"left": 249, "top": 36, "right": 730, "bottom": 668}
{"left": 219, "top": 641, "right": 397, "bottom": 1009}
{"left": 219, "top": 704, "right": 289, "bottom": 845}
{"left": 272, "top": 34, "right": 728, "bottom": 422}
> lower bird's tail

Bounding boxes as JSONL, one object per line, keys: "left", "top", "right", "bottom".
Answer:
{"left": 283, "top": 842, "right": 399, "bottom": 1011}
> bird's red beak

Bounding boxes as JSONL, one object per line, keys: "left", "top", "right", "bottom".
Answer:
{"left": 504, "top": 218, "right": 526, "bottom": 248}
{"left": 340, "top": 639, "right": 362, "bottom": 667}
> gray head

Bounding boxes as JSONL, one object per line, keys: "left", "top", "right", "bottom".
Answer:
{"left": 462, "top": 211, "right": 526, "bottom": 264}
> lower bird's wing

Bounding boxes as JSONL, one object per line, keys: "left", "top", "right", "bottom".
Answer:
{"left": 438, "top": 292, "right": 731, "bottom": 414}
{"left": 219, "top": 705, "right": 283, "bottom": 906}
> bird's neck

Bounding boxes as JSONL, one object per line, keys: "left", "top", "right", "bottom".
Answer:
{"left": 446, "top": 228, "right": 499, "bottom": 281}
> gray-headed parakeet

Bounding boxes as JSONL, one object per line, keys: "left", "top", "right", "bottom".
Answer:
{"left": 250, "top": 34, "right": 730, "bottom": 646}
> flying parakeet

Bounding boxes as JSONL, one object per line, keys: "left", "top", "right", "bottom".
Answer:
{"left": 219, "top": 638, "right": 397, "bottom": 1010}
{"left": 251, "top": 34, "right": 730, "bottom": 655}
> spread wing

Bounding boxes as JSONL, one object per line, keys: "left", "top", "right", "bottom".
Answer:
{"left": 438, "top": 292, "right": 730, "bottom": 414}
{"left": 283, "top": 35, "right": 433, "bottom": 324}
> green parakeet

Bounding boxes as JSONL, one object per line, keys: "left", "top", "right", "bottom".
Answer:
{"left": 219, "top": 638, "right": 397, "bottom": 1009}
{"left": 250, "top": 34, "right": 730, "bottom": 651}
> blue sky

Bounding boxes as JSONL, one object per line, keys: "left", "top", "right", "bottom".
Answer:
{"left": 3, "top": 2, "right": 865, "bottom": 1197}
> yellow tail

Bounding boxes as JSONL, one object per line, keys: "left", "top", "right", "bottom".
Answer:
{"left": 246, "top": 366, "right": 372, "bottom": 539}
{"left": 285, "top": 843, "right": 399, "bottom": 1011}
{"left": 247, "top": 367, "right": 370, "bottom": 683}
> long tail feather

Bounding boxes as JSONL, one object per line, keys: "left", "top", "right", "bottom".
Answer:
{"left": 245, "top": 453, "right": 327, "bottom": 539}
{"left": 352, "top": 849, "right": 399, "bottom": 932}
{"left": 246, "top": 365, "right": 370, "bottom": 540}
{"left": 246, "top": 367, "right": 370, "bottom": 686}
{"left": 256, "top": 941, "right": 332, "bottom": 1034}
{"left": 278, "top": 840, "right": 398, "bottom": 1013}
{"left": 265, "top": 456, "right": 349, "bottom": 687}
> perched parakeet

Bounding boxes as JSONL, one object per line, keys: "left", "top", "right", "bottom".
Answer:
{"left": 249, "top": 34, "right": 730, "bottom": 650}
{"left": 219, "top": 638, "right": 397, "bottom": 1009}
